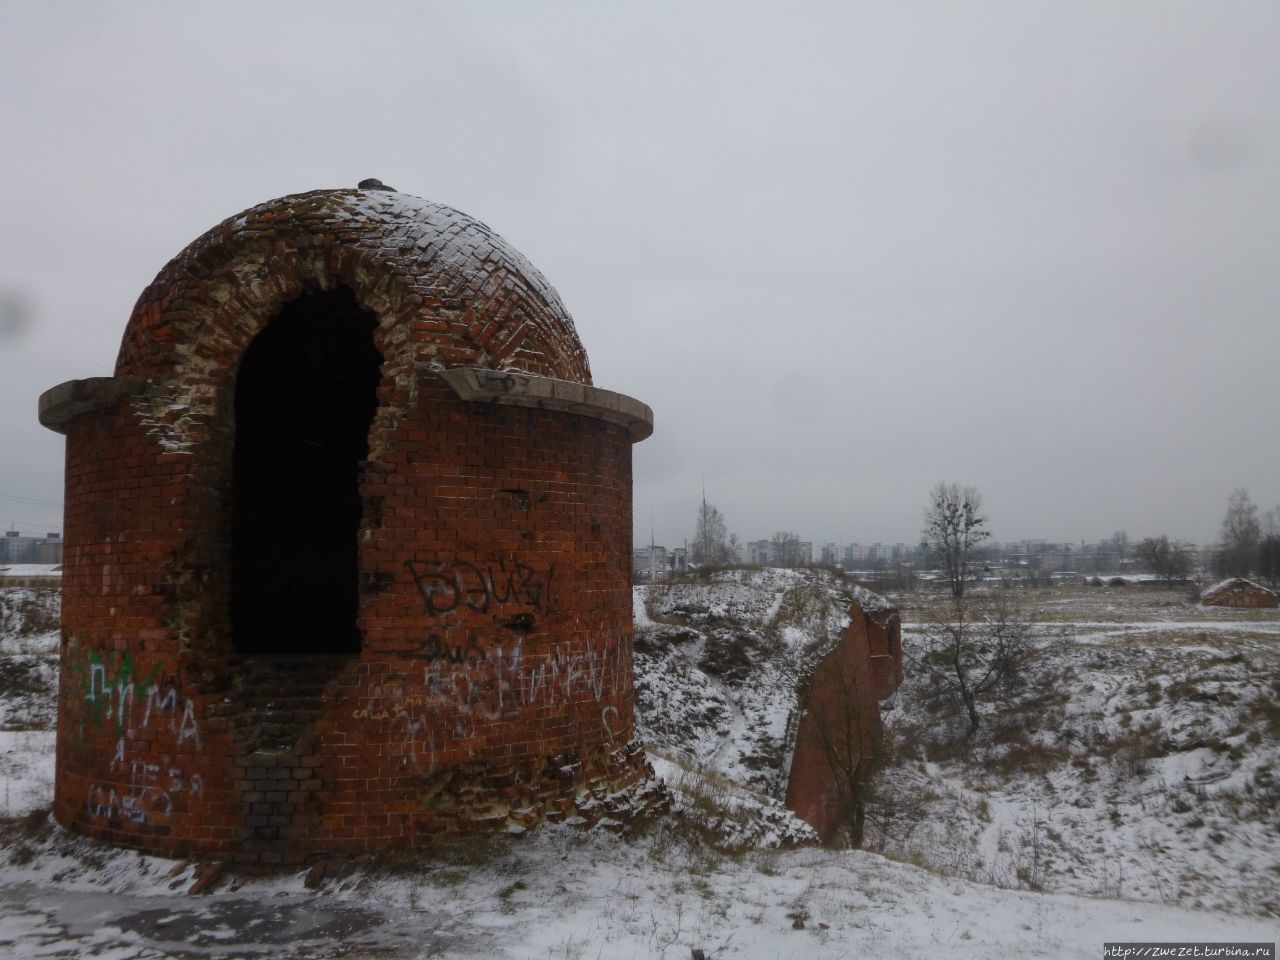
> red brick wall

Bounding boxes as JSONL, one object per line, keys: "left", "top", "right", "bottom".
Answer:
{"left": 55, "top": 397, "right": 216, "bottom": 854}
{"left": 54, "top": 378, "right": 644, "bottom": 861}
{"left": 784, "top": 602, "right": 902, "bottom": 843}
{"left": 116, "top": 189, "right": 591, "bottom": 388}
{"left": 52, "top": 189, "right": 647, "bottom": 862}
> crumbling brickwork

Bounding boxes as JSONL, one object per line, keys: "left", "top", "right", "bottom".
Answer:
{"left": 1201, "top": 578, "right": 1278, "bottom": 609}
{"left": 785, "top": 598, "right": 902, "bottom": 843}
{"left": 41, "top": 186, "right": 653, "bottom": 862}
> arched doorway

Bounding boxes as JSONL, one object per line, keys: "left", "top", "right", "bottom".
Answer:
{"left": 230, "top": 287, "right": 383, "bottom": 656}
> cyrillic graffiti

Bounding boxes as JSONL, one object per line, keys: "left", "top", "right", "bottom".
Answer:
{"left": 405, "top": 559, "right": 553, "bottom": 616}
{"left": 85, "top": 738, "right": 204, "bottom": 823}
{"left": 77, "top": 651, "right": 199, "bottom": 746}
{"left": 351, "top": 633, "right": 629, "bottom": 776}
{"left": 75, "top": 651, "right": 202, "bottom": 824}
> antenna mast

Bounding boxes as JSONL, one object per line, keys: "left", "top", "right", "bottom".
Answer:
{"left": 701, "top": 480, "right": 708, "bottom": 565}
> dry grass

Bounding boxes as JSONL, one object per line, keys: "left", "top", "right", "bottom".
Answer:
{"left": 0, "top": 588, "right": 60, "bottom": 647}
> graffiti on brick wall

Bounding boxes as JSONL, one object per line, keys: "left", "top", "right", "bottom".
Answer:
{"left": 352, "top": 632, "right": 630, "bottom": 776}
{"left": 405, "top": 559, "right": 553, "bottom": 616}
{"left": 79, "top": 651, "right": 200, "bottom": 745}
{"left": 74, "top": 650, "right": 202, "bottom": 824}
{"left": 85, "top": 740, "right": 204, "bottom": 823}
{"left": 600, "top": 705, "right": 620, "bottom": 745}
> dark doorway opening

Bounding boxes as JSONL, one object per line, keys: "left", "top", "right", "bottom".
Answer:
{"left": 231, "top": 288, "right": 383, "bottom": 655}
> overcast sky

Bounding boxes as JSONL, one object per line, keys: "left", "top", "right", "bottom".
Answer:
{"left": 2, "top": 1, "right": 1278, "bottom": 550}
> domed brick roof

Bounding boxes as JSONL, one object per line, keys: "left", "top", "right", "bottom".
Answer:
{"left": 115, "top": 186, "right": 591, "bottom": 385}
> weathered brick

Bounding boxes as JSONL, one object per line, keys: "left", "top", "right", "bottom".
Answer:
{"left": 46, "top": 185, "right": 653, "bottom": 863}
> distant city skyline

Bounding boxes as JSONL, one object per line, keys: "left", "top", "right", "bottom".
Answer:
{"left": 639, "top": 508, "right": 1222, "bottom": 557}
{"left": 638, "top": 532, "right": 1206, "bottom": 557}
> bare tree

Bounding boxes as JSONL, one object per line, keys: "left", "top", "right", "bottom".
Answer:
{"left": 690, "top": 499, "right": 728, "bottom": 565}
{"left": 908, "top": 594, "right": 1030, "bottom": 736}
{"left": 1215, "top": 488, "right": 1260, "bottom": 579}
{"left": 1137, "top": 535, "right": 1191, "bottom": 586}
{"left": 1257, "top": 534, "right": 1280, "bottom": 590}
{"left": 922, "top": 483, "right": 991, "bottom": 598}
{"left": 1107, "top": 530, "right": 1130, "bottom": 572}
{"left": 770, "top": 530, "right": 803, "bottom": 567}
{"left": 1263, "top": 506, "right": 1280, "bottom": 538}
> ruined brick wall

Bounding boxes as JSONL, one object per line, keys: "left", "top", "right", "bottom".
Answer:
{"left": 1201, "top": 578, "right": 1278, "bottom": 609}
{"left": 54, "top": 397, "right": 212, "bottom": 854}
{"left": 45, "top": 187, "right": 651, "bottom": 862}
{"left": 784, "top": 600, "right": 902, "bottom": 843}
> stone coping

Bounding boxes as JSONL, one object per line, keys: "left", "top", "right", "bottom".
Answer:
{"left": 38, "top": 377, "right": 148, "bottom": 434}
{"left": 437, "top": 368, "right": 653, "bottom": 442}
{"left": 40, "top": 370, "right": 653, "bottom": 442}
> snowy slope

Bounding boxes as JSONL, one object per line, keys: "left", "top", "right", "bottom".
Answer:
{"left": 0, "top": 805, "right": 1275, "bottom": 959}
{"left": 871, "top": 586, "right": 1280, "bottom": 917}
{"left": 0, "top": 588, "right": 59, "bottom": 819}
{"left": 634, "top": 567, "right": 871, "bottom": 794}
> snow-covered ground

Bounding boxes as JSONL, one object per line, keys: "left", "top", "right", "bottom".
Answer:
{"left": 0, "top": 566, "right": 62, "bottom": 580}
{"left": 0, "top": 588, "right": 58, "bottom": 821}
{"left": 634, "top": 567, "right": 859, "bottom": 794}
{"left": 874, "top": 585, "right": 1280, "bottom": 917}
{"left": 1, "top": 813, "right": 1276, "bottom": 959}
{"left": 635, "top": 571, "right": 1280, "bottom": 915}
{"left": 0, "top": 580, "right": 1276, "bottom": 958}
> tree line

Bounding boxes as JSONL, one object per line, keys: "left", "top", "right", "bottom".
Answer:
{"left": 1125, "top": 489, "right": 1280, "bottom": 589}
{"left": 687, "top": 484, "right": 1280, "bottom": 590}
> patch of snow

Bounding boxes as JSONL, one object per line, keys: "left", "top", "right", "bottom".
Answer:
{"left": 631, "top": 588, "right": 653, "bottom": 628}
{"left": 635, "top": 567, "right": 877, "bottom": 794}
{"left": 0, "top": 566, "right": 61, "bottom": 578}
{"left": 132, "top": 395, "right": 198, "bottom": 454}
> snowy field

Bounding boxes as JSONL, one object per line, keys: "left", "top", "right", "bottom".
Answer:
{"left": 1, "top": 815, "right": 1276, "bottom": 959}
{"left": 0, "top": 581, "right": 1276, "bottom": 958}
{"left": 875, "top": 584, "right": 1280, "bottom": 918}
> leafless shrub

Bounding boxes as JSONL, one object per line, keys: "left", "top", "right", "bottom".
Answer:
{"left": 0, "top": 588, "right": 61, "bottom": 643}
{"left": 907, "top": 592, "right": 1032, "bottom": 736}
{"left": 1098, "top": 716, "right": 1167, "bottom": 780}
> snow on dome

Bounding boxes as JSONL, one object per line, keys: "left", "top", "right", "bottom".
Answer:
{"left": 115, "top": 185, "right": 591, "bottom": 385}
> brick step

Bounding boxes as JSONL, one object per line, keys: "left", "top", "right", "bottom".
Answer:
{"left": 228, "top": 654, "right": 353, "bottom": 754}
{"left": 257, "top": 721, "right": 320, "bottom": 739}
{"left": 237, "top": 700, "right": 328, "bottom": 716}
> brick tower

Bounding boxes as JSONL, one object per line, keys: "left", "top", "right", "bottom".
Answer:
{"left": 40, "top": 184, "right": 653, "bottom": 862}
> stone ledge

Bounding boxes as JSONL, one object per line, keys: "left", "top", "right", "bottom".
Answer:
{"left": 39, "top": 377, "right": 149, "bottom": 434}
{"left": 40, "top": 369, "right": 656, "bottom": 442}
{"left": 438, "top": 368, "right": 653, "bottom": 442}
